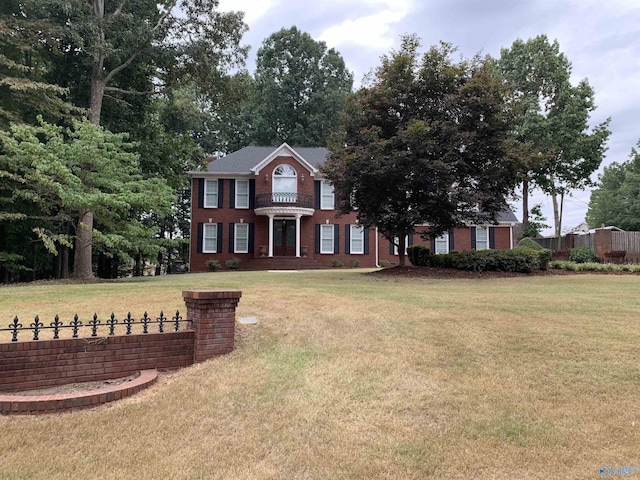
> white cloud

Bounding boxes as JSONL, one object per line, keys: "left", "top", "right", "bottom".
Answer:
{"left": 217, "top": 0, "right": 279, "bottom": 24}
{"left": 318, "top": 0, "right": 413, "bottom": 50}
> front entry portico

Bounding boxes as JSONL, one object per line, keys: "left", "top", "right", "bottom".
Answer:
{"left": 265, "top": 213, "right": 305, "bottom": 257}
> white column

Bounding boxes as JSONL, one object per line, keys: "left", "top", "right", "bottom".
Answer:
{"left": 268, "top": 215, "right": 274, "bottom": 257}
{"left": 295, "top": 214, "right": 302, "bottom": 258}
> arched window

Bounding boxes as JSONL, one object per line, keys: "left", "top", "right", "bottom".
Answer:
{"left": 273, "top": 164, "right": 297, "bottom": 202}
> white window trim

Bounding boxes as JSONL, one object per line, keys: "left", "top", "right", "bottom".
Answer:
{"left": 234, "top": 223, "right": 249, "bottom": 253}
{"left": 235, "top": 179, "right": 249, "bottom": 209}
{"left": 350, "top": 225, "right": 365, "bottom": 254}
{"left": 203, "top": 223, "right": 217, "bottom": 253}
{"left": 435, "top": 232, "right": 449, "bottom": 254}
{"left": 320, "top": 224, "right": 334, "bottom": 254}
{"left": 320, "top": 181, "right": 335, "bottom": 210}
{"left": 475, "top": 226, "right": 489, "bottom": 250}
{"left": 204, "top": 179, "right": 218, "bottom": 208}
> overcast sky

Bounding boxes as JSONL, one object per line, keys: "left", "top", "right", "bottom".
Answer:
{"left": 219, "top": 0, "right": 640, "bottom": 234}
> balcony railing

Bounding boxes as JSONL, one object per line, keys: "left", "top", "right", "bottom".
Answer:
{"left": 255, "top": 193, "right": 314, "bottom": 209}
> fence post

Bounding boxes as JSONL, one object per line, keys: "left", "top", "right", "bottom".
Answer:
{"left": 182, "top": 290, "right": 242, "bottom": 362}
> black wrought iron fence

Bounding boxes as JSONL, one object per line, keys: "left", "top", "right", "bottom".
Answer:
{"left": 0, "top": 310, "right": 191, "bottom": 342}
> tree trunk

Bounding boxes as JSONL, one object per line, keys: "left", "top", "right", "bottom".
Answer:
{"left": 89, "top": 77, "right": 106, "bottom": 125}
{"left": 398, "top": 235, "right": 406, "bottom": 267}
{"left": 557, "top": 190, "right": 565, "bottom": 251}
{"left": 73, "top": 208, "right": 94, "bottom": 279}
{"left": 155, "top": 251, "right": 163, "bottom": 276}
{"left": 522, "top": 178, "right": 529, "bottom": 228}
{"left": 55, "top": 246, "right": 62, "bottom": 279}
{"left": 61, "top": 244, "right": 69, "bottom": 279}
{"left": 76, "top": 0, "right": 106, "bottom": 277}
{"left": 134, "top": 253, "right": 142, "bottom": 277}
{"left": 550, "top": 185, "right": 560, "bottom": 238}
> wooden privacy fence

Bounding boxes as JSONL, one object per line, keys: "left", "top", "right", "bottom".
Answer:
{"left": 536, "top": 229, "right": 640, "bottom": 263}
{"left": 612, "top": 231, "right": 640, "bottom": 252}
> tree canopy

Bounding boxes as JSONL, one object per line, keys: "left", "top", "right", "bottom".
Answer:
{"left": 587, "top": 140, "right": 640, "bottom": 231}
{"left": 240, "top": 26, "right": 353, "bottom": 148}
{"left": 0, "top": 0, "right": 248, "bottom": 279}
{"left": 0, "top": 118, "right": 174, "bottom": 277}
{"left": 323, "top": 36, "right": 523, "bottom": 266}
{"left": 499, "top": 35, "right": 611, "bottom": 237}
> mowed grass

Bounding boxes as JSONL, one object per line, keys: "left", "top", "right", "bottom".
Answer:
{"left": 1, "top": 270, "right": 640, "bottom": 479}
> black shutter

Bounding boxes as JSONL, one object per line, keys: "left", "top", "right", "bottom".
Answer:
{"left": 229, "top": 223, "right": 235, "bottom": 253}
{"left": 448, "top": 229, "right": 454, "bottom": 251}
{"left": 248, "top": 223, "right": 255, "bottom": 253}
{"left": 389, "top": 239, "right": 395, "bottom": 255}
{"left": 217, "top": 223, "right": 223, "bottom": 253}
{"left": 364, "top": 228, "right": 370, "bottom": 254}
{"left": 471, "top": 227, "right": 477, "bottom": 250}
{"left": 197, "top": 223, "right": 203, "bottom": 253}
{"left": 345, "top": 225, "right": 351, "bottom": 254}
{"left": 217, "top": 179, "right": 224, "bottom": 208}
{"left": 408, "top": 234, "right": 414, "bottom": 246}
{"left": 430, "top": 235, "right": 436, "bottom": 253}
{"left": 489, "top": 227, "right": 496, "bottom": 249}
{"left": 334, "top": 224, "right": 340, "bottom": 254}
{"left": 229, "top": 179, "right": 236, "bottom": 209}
{"left": 315, "top": 224, "right": 321, "bottom": 254}
{"left": 249, "top": 179, "right": 256, "bottom": 208}
{"left": 315, "top": 181, "right": 321, "bottom": 209}
{"left": 197, "top": 179, "right": 204, "bottom": 208}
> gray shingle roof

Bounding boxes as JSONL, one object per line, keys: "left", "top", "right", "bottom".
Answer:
{"left": 201, "top": 146, "right": 330, "bottom": 174}
{"left": 496, "top": 209, "right": 518, "bottom": 223}
{"left": 192, "top": 145, "right": 519, "bottom": 224}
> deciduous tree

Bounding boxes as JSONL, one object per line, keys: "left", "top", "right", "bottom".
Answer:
{"left": 323, "top": 36, "right": 523, "bottom": 266}
{"left": 246, "top": 27, "right": 353, "bottom": 147}
{"left": 587, "top": 140, "right": 640, "bottom": 231}
{"left": 3, "top": 0, "right": 248, "bottom": 278}
{"left": 499, "top": 35, "right": 611, "bottom": 237}
{"left": 0, "top": 118, "right": 174, "bottom": 278}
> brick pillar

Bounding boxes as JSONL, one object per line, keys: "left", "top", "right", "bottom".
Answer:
{"left": 565, "top": 233, "right": 575, "bottom": 250}
{"left": 594, "top": 228, "right": 612, "bottom": 259}
{"left": 183, "top": 290, "right": 242, "bottom": 362}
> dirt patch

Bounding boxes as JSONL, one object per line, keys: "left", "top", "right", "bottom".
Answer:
{"left": 372, "top": 266, "right": 637, "bottom": 279}
{"left": 4, "top": 372, "right": 141, "bottom": 396}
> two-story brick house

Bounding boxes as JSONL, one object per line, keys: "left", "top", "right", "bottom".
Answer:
{"left": 188, "top": 143, "right": 518, "bottom": 271}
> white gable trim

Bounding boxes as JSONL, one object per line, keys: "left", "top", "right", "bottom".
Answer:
{"left": 250, "top": 143, "right": 319, "bottom": 177}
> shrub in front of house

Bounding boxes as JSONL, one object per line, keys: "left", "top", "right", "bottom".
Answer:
{"left": 206, "top": 259, "right": 221, "bottom": 271}
{"left": 331, "top": 259, "right": 344, "bottom": 267}
{"left": 516, "top": 237, "right": 545, "bottom": 250}
{"left": 569, "top": 246, "right": 600, "bottom": 264}
{"left": 348, "top": 259, "right": 360, "bottom": 268}
{"left": 408, "top": 246, "right": 547, "bottom": 273}
{"left": 447, "top": 249, "right": 537, "bottom": 273}
{"left": 407, "top": 245, "right": 432, "bottom": 266}
{"left": 225, "top": 257, "right": 241, "bottom": 270}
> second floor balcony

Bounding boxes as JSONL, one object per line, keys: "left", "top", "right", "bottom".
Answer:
{"left": 254, "top": 192, "right": 315, "bottom": 217}
{"left": 255, "top": 193, "right": 313, "bottom": 209}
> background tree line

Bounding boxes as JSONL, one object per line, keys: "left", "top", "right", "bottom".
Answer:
{"left": 0, "top": 0, "right": 616, "bottom": 280}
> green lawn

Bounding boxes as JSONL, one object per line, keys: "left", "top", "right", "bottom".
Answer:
{"left": 1, "top": 270, "right": 639, "bottom": 479}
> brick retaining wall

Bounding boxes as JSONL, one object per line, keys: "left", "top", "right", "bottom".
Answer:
{"left": 0, "top": 332, "right": 194, "bottom": 393}
{"left": 0, "top": 290, "right": 242, "bottom": 401}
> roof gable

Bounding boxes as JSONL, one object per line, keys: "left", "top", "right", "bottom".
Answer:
{"left": 250, "top": 143, "right": 320, "bottom": 176}
{"left": 196, "top": 144, "right": 329, "bottom": 176}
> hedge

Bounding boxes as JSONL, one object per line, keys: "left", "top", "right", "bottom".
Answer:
{"left": 406, "top": 244, "right": 551, "bottom": 273}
